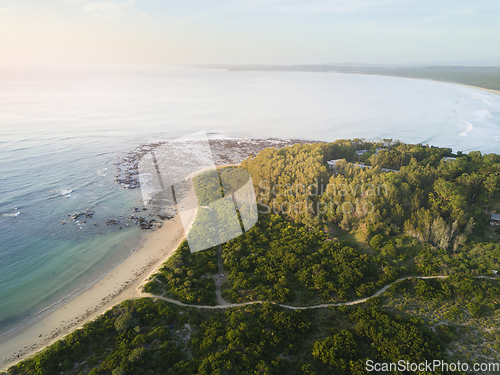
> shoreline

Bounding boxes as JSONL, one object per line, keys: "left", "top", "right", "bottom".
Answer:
{"left": 216, "top": 66, "right": 500, "bottom": 98}
{"left": 0, "top": 182, "right": 201, "bottom": 371}
{"left": 464, "top": 85, "right": 500, "bottom": 97}
{"left": 0, "top": 163, "right": 241, "bottom": 371}
{"left": 2, "top": 90, "right": 499, "bottom": 369}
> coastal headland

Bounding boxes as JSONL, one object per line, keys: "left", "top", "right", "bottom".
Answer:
{"left": 0, "top": 138, "right": 315, "bottom": 370}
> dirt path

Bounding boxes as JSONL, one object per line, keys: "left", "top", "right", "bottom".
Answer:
{"left": 143, "top": 275, "right": 498, "bottom": 310}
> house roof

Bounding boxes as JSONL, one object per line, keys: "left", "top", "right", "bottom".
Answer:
{"left": 491, "top": 213, "right": 500, "bottom": 221}
{"left": 327, "top": 159, "right": 344, "bottom": 165}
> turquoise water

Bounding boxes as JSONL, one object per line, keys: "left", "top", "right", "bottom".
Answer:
{"left": 0, "top": 68, "right": 499, "bottom": 338}
{"left": 0, "top": 122, "right": 147, "bottom": 334}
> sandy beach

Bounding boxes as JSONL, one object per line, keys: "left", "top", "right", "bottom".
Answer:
{"left": 480, "top": 88, "right": 500, "bottom": 96}
{"left": 0, "top": 187, "right": 203, "bottom": 370}
{"left": 0, "top": 163, "right": 242, "bottom": 371}
{"left": 463, "top": 85, "right": 500, "bottom": 97}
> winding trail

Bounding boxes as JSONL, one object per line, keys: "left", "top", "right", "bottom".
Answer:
{"left": 143, "top": 275, "right": 498, "bottom": 310}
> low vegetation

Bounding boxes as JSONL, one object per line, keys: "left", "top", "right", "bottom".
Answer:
{"left": 8, "top": 275, "right": 500, "bottom": 375}
{"left": 6, "top": 139, "right": 500, "bottom": 374}
{"left": 5, "top": 297, "right": 446, "bottom": 375}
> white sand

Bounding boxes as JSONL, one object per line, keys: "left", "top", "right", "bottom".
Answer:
{"left": 463, "top": 85, "right": 500, "bottom": 97}
{"left": 0, "top": 163, "right": 241, "bottom": 371}
{"left": 0, "top": 215, "right": 189, "bottom": 370}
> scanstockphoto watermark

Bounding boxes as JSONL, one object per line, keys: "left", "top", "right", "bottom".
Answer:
{"left": 366, "top": 359, "right": 500, "bottom": 373}
{"left": 258, "top": 179, "right": 388, "bottom": 198}
{"left": 258, "top": 197, "right": 376, "bottom": 216}
{"left": 257, "top": 180, "right": 388, "bottom": 215}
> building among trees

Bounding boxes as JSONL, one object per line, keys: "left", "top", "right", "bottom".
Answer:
{"left": 326, "top": 159, "right": 344, "bottom": 173}
{"left": 491, "top": 213, "right": 500, "bottom": 227}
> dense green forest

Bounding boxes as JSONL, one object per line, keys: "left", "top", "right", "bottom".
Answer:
{"left": 146, "top": 139, "right": 500, "bottom": 305}
{"left": 146, "top": 215, "right": 401, "bottom": 305}
{"left": 242, "top": 140, "right": 499, "bottom": 246}
{"left": 145, "top": 214, "right": 500, "bottom": 307}
{"left": 143, "top": 241, "right": 217, "bottom": 305}
{"left": 6, "top": 139, "right": 500, "bottom": 374}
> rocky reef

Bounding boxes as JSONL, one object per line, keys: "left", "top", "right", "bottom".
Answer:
{"left": 66, "top": 209, "right": 95, "bottom": 221}
{"left": 113, "top": 138, "right": 319, "bottom": 189}
{"left": 61, "top": 209, "right": 162, "bottom": 231}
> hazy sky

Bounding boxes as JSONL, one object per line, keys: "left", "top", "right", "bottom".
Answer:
{"left": 1, "top": 0, "right": 499, "bottom": 69}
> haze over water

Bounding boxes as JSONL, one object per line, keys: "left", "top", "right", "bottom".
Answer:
{"left": 0, "top": 67, "right": 499, "bottom": 338}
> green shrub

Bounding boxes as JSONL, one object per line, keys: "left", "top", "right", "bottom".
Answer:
{"left": 370, "top": 234, "right": 383, "bottom": 250}
{"left": 115, "top": 312, "right": 134, "bottom": 332}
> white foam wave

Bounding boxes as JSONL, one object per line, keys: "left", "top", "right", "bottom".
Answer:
{"left": 2, "top": 211, "right": 20, "bottom": 218}
{"left": 476, "top": 109, "right": 492, "bottom": 119}
{"left": 96, "top": 168, "right": 107, "bottom": 177}
{"left": 474, "top": 97, "right": 492, "bottom": 106}
{"left": 46, "top": 188, "right": 74, "bottom": 200}
{"left": 459, "top": 121, "right": 474, "bottom": 137}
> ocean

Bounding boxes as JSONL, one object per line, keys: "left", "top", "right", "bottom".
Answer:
{"left": 0, "top": 67, "right": 499, "bottom": 338}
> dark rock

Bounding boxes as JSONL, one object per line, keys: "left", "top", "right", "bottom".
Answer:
{"left": 129, "top": 215, "right": 161, "bottom": 230}
{"left": 63, "top": 209, "right": 95, "bottom": 224}
{"left": 113, "top": 138, "right": 320, "bottom": 189}
{"left": 158, "top": 214, "right": 174, "bottom": 220}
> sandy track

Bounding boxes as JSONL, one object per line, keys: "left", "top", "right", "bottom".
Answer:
{"left": 144, "top": 275, "right": 497, "bottom": 311}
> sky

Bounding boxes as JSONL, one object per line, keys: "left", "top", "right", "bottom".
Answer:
{"left": 1, "top": 0, "right": 500, "bottom": 69}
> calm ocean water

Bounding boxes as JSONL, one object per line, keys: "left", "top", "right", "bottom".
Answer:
{"left": 0, "top": 67, "right": 499, "bottom": 337}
